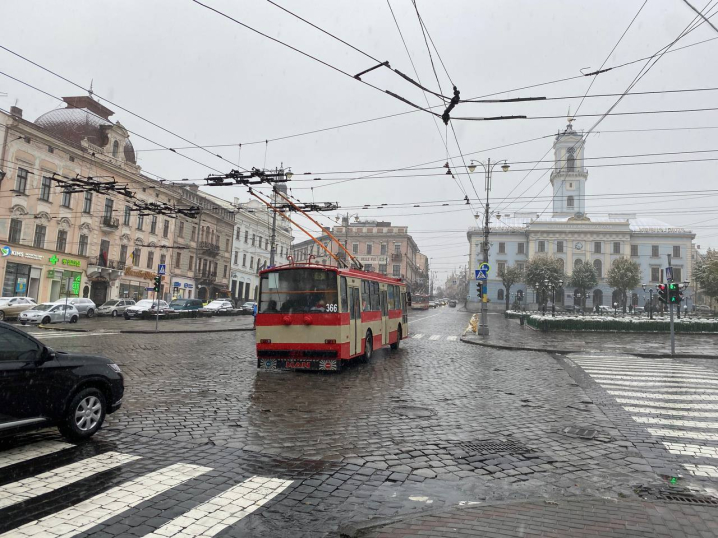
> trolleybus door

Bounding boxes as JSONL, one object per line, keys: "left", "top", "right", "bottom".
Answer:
{"left": 380, "top": 290, "right": 388, "bottom": 345}
{"left": 401, "top": 291, "right": 408, "bottom": 326}
{"left": 350, "top": 287, "right": 360, "bottom": 356}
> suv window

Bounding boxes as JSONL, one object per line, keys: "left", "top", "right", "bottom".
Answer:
{"left": 0, "top": 327, "right": 40, "bottom": 361}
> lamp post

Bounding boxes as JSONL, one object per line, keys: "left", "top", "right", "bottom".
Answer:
{"left": 468, "top": 158, "right": 510, "bottom": 336}
{"left": 544, "top": 279, "right": 563, "bottom": 317}
{"left": 613, "top": 301, "right": 618, "bottom": 316}
{"left": 575, "top": 292, "right": 582, "bottom": 315}
{"left": 642, "top": 283, "right": 653, "bottom": 320}
{"left": 534, "top": 282, "right": 540, "bottom": 312}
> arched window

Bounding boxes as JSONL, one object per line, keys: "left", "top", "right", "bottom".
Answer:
{"left": 497, "top": 289, "right": 505, "bottom": 301}
{"left": 567, "top": 195, "right": 574, "bottom": 208}
{"left": 593, "top": 259, "right": 602, "bottom": 278}
{"left": 112, "top": 140, "right": 119, "bottom": 158}
{"left": 557, "top": 258, "right": 565, "bottom": 272}
{"left": 574, "top": 258, "right": 583, "bottom": 269}
{"left": 567, "top": 154, "right": 575, "bottom": 172}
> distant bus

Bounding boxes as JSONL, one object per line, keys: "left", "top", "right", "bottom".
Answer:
{"left": 256, "top": 264, "right": 409, "bottom": 371}
{"left": 411, "top": 294, "right": 430, "bottom": 310}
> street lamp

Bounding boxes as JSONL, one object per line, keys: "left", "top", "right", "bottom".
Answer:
{"left": 642, "top": 283, "right": 654, "bottom": 320}
{"left": 613, "top": 301, "right": 618, "bottom": 316}
{"left": 468, "top": 158, "right": 510, "bottom": 336}
{"left": 535, "top": 282, "right": 540, "bottom": 311}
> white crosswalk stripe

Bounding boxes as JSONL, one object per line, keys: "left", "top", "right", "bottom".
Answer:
{"left": 446, "top": 336, "right": 458, "bottom": 341}
{"left": 0, "top": 440, "right": 74, "bottom": 470}
{"left": 0, "top": 451, "right": 140, "bottom": 509}
{"left": 412, "top": 333, "right": 424, "bottom": 339}
{"left": 429, "top": 335, "right": 441, "bottom": 340}
{"left": 572, "top": 354, "right": 718, "bottom": 478}
{"left": 142, "top": 476, "right": 293, "bottom": 538}
{"left": 23, "top": 331, "right": 121, "bottom": 339}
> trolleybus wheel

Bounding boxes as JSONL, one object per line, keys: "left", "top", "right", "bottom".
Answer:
{"left": 364, "top": 330, "right": 373, "bottom": 360}
{"left": 390, "top": 325, "right": 401, "bottom": 350}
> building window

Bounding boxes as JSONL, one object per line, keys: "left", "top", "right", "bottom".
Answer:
{"left": 191, "top": 226, "right": 197, "bottom": 241}
{"left": 178, "top": 221, "right": 184, "bottom": 238}
{"left": 82, "top": 191, "right": 93, "bottom": 213}
{"left": 103, "top": 198, "right": 114, "bottom": 222}
{"left": 631, "top": 244, "right": 638, "bottom": 257}
{"left": 366, "top": 243, "right": 373, "bottom": 255}
{"left": 673, "top": 267, "right": 682, "bottom": 282}
{"left": 394, "top": 243, "right": 401, "bottom": 254}
{"left": 79, "top": 234, "right": 88, "bottom": 256}
{"left": 243, "top": 254, "right": 247, "bottom": 267}
{"left": 233, "top": 251, "right": 238, "bottom": 264}
{"left": 56, "top": 230, "right": 67, "bottom": 253}
{"left": 189, "top": 255, "right": 194, "bottom": 272}
{"left": 556, "top": 241, "right": 564, "bottom": 253}
{"left": 380, "top": 243, "right": 387, "bottom": 255}
{"left": 378, "top": 264, "right": 387, "bottom": 274}
{"left": 223, "top": 265, "right": 228, "bottom": 278}
{"left": 147, "top": 251, "right": 154, "bottom": 270}
{"left": 651, "top": 245, "right": 659, "bottom": 257}
{"left": 392, "top": 265, "right": 400, "bottom": 277}
{"left": 352, "top": 243, "right": 359, "bottom": 254}
{"left": 537, "top": 241, "right": 545, "bottom": 253}
{"left": 651, "top": 267, "right": 660, "bottom": 282}
{"left": 124, "top": 206, "right": 132, "bottom": 226}
{"left": 236, "top": 228, "right": 240, "bottom": 240}
{"left": 112, "top": 140, "right": 119, "bottom": 158}
{"left": 33, "top": 224, "right": 46, "bottom": 249}
{"left": 673, "top": 246, "right": 681, "bottom": 258}
{"left": 61, "top": 189, "right": 72, "bottom": 208}
{"left": 518, "top": 243, "right": 525, "bottom": 255}
{"left": 244, "top": 230, "right": 248, "bottom": 243}
{"left": 613, "top": 242, "right": 620, "bottom": 254}
{"left": 557, "top": 258, "right": 564, "bottom": 272}
{"left": 40, "top": 176, "right": 52, "bottom": 201}
{"left": 594, "top": 242, "right": 602, "bottom": 254}
{"left": 498, "top": 242, "right": 506, "bottom": 254}
{"left": 225, "top": 238, "right": 230, "bottom": 251}
{"left": 163, "top": 220, "right": 170, "bottom": 238}
{"left": 567, "top": 195, "right": 574, "bottom": 208}
{"left": 567, "top": 154, "right": 575, "bottom": 172}
{"left": 498, "top": 261, "right": 506, "bottom": 274}
{"left": 497, "top": 289, "right": 505, "bottom": 301}
{"left": 133, "top": 248, "right": 141, "bottom": 267}
{"left": 150, "top": 215, "right": 157, "bottom": 234}
{"left": 517, "top": 262, "right": 525, "bottom": 272}
{"left": 119, "top": 245, "right": 127, "bottom": 265}
{"left": 593, "top": 259, "right": 602, "bottom": 278}
{"left": 250, "top": 256, "right": 254, "bottom": 269}
{"left": 160, "top": 254, "right": 166, "bottom": 266}
{"left": 251, "top": 234, "right": 255, "bottom": 246}
{"left": 574, "top": 258, "right": 583, "bottom": 269}
{"left": 137, "top": 214, "right": 144, "bottom": 231}
{"left": 14, "top": 168, "right": 28, "bottom": 193}
{"left": 47, "top": 145, "right": 54, "bottom": 154}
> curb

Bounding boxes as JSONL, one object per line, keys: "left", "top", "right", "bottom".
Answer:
{"left": 37, "top": 324, "right": 90, "bottom": 333}
{"left": 119, "top": 327, "right": 254, "bottom": 334}
{"left": 460, "top": 336, "right": 718, "bottom": 359}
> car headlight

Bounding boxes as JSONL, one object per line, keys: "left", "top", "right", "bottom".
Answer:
{"left": 108, "top": 363, "right": 121, "bottom": 373}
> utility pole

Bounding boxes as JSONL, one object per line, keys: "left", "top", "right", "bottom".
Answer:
{"left": 667, "top": 253, "right": 675, "bottom": 355}
{"left": 268, "top": 167, "right": 280, "bottom": 267}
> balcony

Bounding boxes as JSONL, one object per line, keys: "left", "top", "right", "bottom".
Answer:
{"left": 197, "top": 271, "right": 217, "bottom": 285}
{"left": 391, "top": 253, "right": 402, "bottom": 262}
{"left": 101, "top": 216, "right": 120, "bottom": 231}
{"left": 199, "top": 241, "right": 220, "bottom": 257}
{"left": 87, "top": 256, "right": 124, "bottom": 281}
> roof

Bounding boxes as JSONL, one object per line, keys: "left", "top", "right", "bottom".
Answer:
{"left": 260, "top": 263, "right": 406, "bottom": 285}
{"left": 478, "top": 214, "right": 693, "bottom": 234}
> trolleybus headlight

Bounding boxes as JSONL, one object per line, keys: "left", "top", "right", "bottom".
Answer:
{"left": 282, "top": 315, "right": 292, "bottom": 325}
{"left": 303, "top": 315, "right": 313, "bottom": 325}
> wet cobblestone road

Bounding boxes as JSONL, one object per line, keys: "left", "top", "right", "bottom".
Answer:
{"left": 2, "top": 309, "right": 718, "bottom": 537}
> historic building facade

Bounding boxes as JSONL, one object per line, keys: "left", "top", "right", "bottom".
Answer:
{"left": 467, "top": 122, "right": 696, "bottom": 310}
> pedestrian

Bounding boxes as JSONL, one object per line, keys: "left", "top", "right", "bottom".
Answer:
{"left": 252, "top": 302, "right": 258, "bottom": 329}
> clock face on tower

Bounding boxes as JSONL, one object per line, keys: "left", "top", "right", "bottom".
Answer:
{"left": 575, "top": 242, "right": 584, "bottom": 250}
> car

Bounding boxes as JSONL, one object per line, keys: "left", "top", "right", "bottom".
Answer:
{"left": 429, "top": 301, "right": 437, "bottom": 308}
{"left": 633, "top": 306, "right": 645, "bottom": 314}
{"left": 0, "top": 297, "right": 37, "bottom": 321}
{"left": 448, "top": 300, "right": 457, "bottom": 307}
{"left": 240, "top": 301, "right": 257, "bottom": 314}
{"left": 0, "top": 320, "right": 123, "bottom": 440}
{"left": 201, "top": 300, "right": 234, "bottom": 313}
{"left": 97, "top": 299, "right": 136, "bottom": 317}
{"left": 19, "top": 303, "right": 80, "bottom": 325}
{"left": 53, "top": 297, "right": 97, "bottom": 318}
{"left": 597, "top": 305, "right": 612, "bottom": 314}
{"left": 695, "top": 305, "right": 713, "bottom": 314}
{"left": 169, "top": 298, "right": 204, "bottom": 311}
{"left": 124, "top": 299, "right": 170, "bottom": 319}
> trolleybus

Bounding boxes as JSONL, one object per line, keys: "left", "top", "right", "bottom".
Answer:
{"left": 256, "top": 264, "right": 409, "bottom": 371}
{"left": 410, "top": 294, "right": 430, "bottom": 310}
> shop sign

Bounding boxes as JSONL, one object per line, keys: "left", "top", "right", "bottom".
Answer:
{"left": 71, "top": 275, "right": 81, "bottom": 295}
{"left": 47, "top": 269, "right": 55, "bottom": 279}
{"left": 1, "top": 245, "right": 44, "bottom": 261}
{"left": 183, "top": 283, "right": 194, "bottom": 289}
{"left": 49, "top": 255, "right": 82, "bottom": 267}
{"left": 15, "top": 277, "right": 27, "bottom": 294}
{"left": 124, "top": 268, "right": 161, "bottom": 280}
{"left": 173, "top": 281, "right": 181, "bottom": 288}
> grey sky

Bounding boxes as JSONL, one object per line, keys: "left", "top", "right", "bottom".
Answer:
{"left": 2, "top": 0, "right": 717, "bottom": 281}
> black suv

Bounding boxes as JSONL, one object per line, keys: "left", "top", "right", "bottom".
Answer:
{"left": 0, "top": 321, "right": 124, "bottom": 440}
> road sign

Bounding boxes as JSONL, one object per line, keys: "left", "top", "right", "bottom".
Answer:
{"left": 157, "top": 264, "right": 166, "bottom": 275}
{"left": 145, "top": 287, "right": 155, "bottom": 291}
{"left": 665, "top": 266, "right": 673, "bottom": 282}
{"left": 475, "top": 263, "right": 490, "bottom": 281}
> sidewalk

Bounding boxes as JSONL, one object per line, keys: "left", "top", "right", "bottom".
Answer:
{"left": 346, "top": 496, "right": 718, "bottom": 538}
{"left": 34, "top": 314, "right": 254, "bottom": 334}
{"left": 462, "top": 314, "right": 718, "bottom": 358}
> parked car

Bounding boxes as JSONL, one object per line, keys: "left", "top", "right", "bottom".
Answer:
{"left": 429, "top": 301, "right": 437, "bottom": 308}
{"left": 0, "top": 296, "right": 37, "bottom": 321}
{"left": 53, "top": 297, "right": 97, "bottom": 318}
{"left": 240, "top": 301, "right": 257, "bottom": 314}
{"left": 201, "top": 300, "right": 234, "bottom": 313}
{"left": 695, "top": 305, "right": 713, "bottom": 314}
{"left": 0, "top": 320, "right": 123, "bottom": 440}
{"left": 597, "top": 305, "right": 612, "bottom": 314}
{"left": 124, "top": 299, "right": 170, "bottom": 319}
{"left": 633, "top": 306, "right": 645, "bottom": 314}
{"left": 97, "top": 299, "right": 136, "bottom": 317}
{"left": 19, "top": 303, "right": 80, "bottom": 325}
{"left": 169, "top": 298, "right": 204, "bottom": 311}
{"left": 448, "top": 300, "right": 457, "bottom": 307}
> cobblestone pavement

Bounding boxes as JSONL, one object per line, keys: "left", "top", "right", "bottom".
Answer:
{"left": 2, "top": 308, "right": 718, "bottom": 537}
{"left": 464, "top": 313, "right": 718, "bottom": 357}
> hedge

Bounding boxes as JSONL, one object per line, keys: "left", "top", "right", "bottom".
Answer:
{"left": 509, "top": 312, "right": 718, "bottom": 333}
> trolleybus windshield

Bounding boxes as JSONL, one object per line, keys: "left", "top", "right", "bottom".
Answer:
{"left": 260, "top": 269, "right": 338, "bottom": 314}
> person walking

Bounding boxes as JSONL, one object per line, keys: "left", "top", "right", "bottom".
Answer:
{"left": 252, "top": 302, "right": 258, "bottom": 329}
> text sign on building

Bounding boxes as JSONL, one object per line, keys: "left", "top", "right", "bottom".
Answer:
{"left": 2, "top": 245, "right": 44, "bottom": 261}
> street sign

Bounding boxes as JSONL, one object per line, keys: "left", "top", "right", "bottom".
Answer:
{"left": 157, "top": 264, "right": 166, "bottom": 275}
{"left": 475, "top": 262, "right": 490, "bottom": 281}
{"left": 145, "top": 287, "right": 155, "bottom": 291}
{"left": 665, "top": 266, "right": 674, "bottom": 282}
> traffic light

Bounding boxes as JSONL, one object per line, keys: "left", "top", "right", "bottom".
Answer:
{"left": 668, "top": 282, "right": 680, "bottom": 304}
{"left": 153, "top": 275, "right": 161, "bottom": 292}
{"left": 658, "top": 284, "right": 667, "bottom": 304}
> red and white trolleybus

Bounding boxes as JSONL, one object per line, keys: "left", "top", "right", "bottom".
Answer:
{"left": 256, "top": 264, "right": 409, "bottom": 371}
{"left": 411, "top": 293, "right": 430, "bottom": 310}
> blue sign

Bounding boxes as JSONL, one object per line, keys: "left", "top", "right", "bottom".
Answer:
{"left": 183, "top": 283, "right": 193, "bottom": 289}
{"left": 475, "top": 263, "right": 490, "bottom": 281}
{"left": 173, "top": 282, "right": 181, "bottom": 288}
{"left": 666, "top": 266, "right": 674, "bottom": 282}
{"left": 157, "top": 264, "right": 166, "bottom": 275}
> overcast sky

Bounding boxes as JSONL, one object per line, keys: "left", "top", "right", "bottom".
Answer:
{"left": 2, "top": 0, "right": 718, "bottom": 282}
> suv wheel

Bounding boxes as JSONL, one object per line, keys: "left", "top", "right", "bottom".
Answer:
{"left": 111, "top": 310, "right": 118, "bottom": 318}
{"left": 42, "top": 316, "right": 51, "bottom": 325}
{"left": 59, "top": 388, "right": 106, "bottom": 440}
{"left": 86, "top": 308, "right": 95, "bottom": 318}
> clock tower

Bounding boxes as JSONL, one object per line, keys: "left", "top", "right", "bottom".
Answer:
{"left": 551, "top": 118, "right": 588, "bottom": 217}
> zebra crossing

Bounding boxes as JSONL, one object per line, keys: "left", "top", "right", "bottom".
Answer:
{"left": 411, "top": 334, "right": 458, "bottom": 342}
{"left": 21, "top": 330, "right": 121, "bottom": 339}
{"left": 0, "top": 440, "right": 293, "bottom": 537}
{"left": 571, "top": 354, "right": 718, "bottom": 481}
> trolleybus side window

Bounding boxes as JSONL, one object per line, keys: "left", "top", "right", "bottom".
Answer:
{"left": 370, "top": 282, "right": 380, "bottom": 311}
{"left": 340, "top": 277, "right": 348, "bottom": 312}
{"left": 259, "top": 269, "right": 338, "bottom": 313}
{"left": 387, "top": 285, "right": 395, "bottom": 310}
{"left": 361, "top": 280, "right": 370, "bottom": 311}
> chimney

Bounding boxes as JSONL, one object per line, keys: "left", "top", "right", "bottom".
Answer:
{"left": 10, "top": 106, "right": 22, "bottom": 118}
